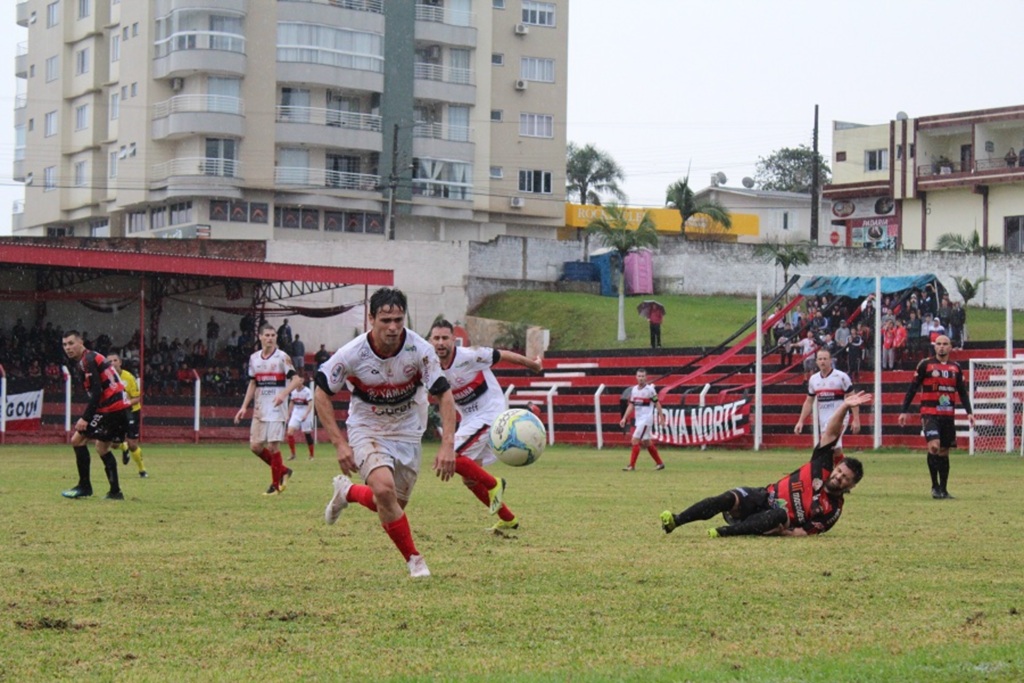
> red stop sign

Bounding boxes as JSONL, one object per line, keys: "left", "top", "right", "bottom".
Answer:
{"left": 830, "top": 231, "right": 840, "bottom": 245}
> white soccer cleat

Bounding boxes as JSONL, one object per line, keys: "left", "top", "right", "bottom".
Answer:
{"left": 324, "top": 474, "right": 352, "bottom": 525}
{"left": 407, "top": 554, "right": 431, "bottom": 578}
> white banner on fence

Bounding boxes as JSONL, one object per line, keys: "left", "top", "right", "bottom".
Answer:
{"left": 4, "top": 389, "right": 44, "bottom": 431}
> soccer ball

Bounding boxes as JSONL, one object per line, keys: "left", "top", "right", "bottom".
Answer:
{"left": 488, "top": 408, "right": 546, "bottom": 467}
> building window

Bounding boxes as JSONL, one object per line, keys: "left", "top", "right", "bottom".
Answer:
{"left": 44, "top": 166, "right": 57, "bottom": 191}
{"left": 130, "top": 82, "right": 137, "bottom": 97}
{"left": 45, "top": 55, "right": 59, "bottom": 82}
{"left": 490, "top": 110, "right": 503, "bottom": 122}
{"left": 836, "top": 151, "right": 846, "bottom": 162}
{"left": 324, "top": 210, "right": 384, "bottom": 234}
{"left": 132, "top": 22, "right": 138, "bottom": 37}
{"left": 121, "top": 85, "right": 128, "bottom": 100}
{"left": 73, "top": 161, "right": 87, "bottom": 186}
{"left": 123, "top": 26, "right": 129, "bottom": 40}
{"left": 47, "top": 2, "right": 60, "bottom": 27}
{"left": 47, "top": 226, "right": 74, "bottom": 237}
{"left": 1005, "top": 216, "right": 1024, "bottom": 253}
{"left": 169, "top": 201, "right": 193, "bottom": 225}
{"left": 109, "top": 151, "right": 118, "bottom": 178}
{"left": 522, "top": 1, "right": 555, "bottom": 26}
{"left": 90, "top": 220, "right": 109, "bottom": 237}
{"left": 519, "top": 113, "right": 553, "bottom": 138}
{"left": 111, "top": 34, "right": 120, "bottom": 62}
{"left": 490, "top": 166, "right": 503, "bottom": 179}
{"left": 274, "top": 206, "right": 320, "bottom": 230}
{"left": 204, "top": 138, "right": 237, "bottom": 176}
{"left": 492, "top": 53, "right": 504, "bottom": 66}
{"left": 492, "top": 0, "right": 505, "bottom": 8}
{"left": 276, "top": 23, "right": 383, "bottom": 73}
{"left": 74, "top": 104, "right": 89, "bottom": 130}
{"left": 127, "top": 209, "right": 147, "bottom": 233}
{"left": 151, "top": 206, "right": 167, "bottom": 230}
{"left": 520, "top": 57, "right": 554, "bottom": 82}
{"left": 865, "top": 149, "right": 888, "bottom": 172}
{"left": 518, "top": 169, "right": 552, "bottom": 194}
{"left": 782, "top": 212, "right": 790, "bottom": 230}
{"left": 110, "top": 93, "right": 120, "bottom": 120}
{"left": 44, "top": 111, "right": 58, "bottom": 137}
{"left": 75, "top": 47, "right": 90, "bottom": 75}
{"left": 78, "top": 0, "right": 90, "bottom": 20}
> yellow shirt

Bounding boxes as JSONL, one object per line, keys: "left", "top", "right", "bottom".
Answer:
{"left": 119, "top": 369, "right": 142, "bottom": 413}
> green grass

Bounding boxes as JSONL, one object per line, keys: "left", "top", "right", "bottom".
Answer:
{"left": 2, "top": 444, "right": 1023, "bottom": 681}
{"left": 471, "top": 291, "right": 1024, "bottom": 351}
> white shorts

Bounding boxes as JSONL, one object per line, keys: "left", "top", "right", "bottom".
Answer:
{"left": 250, "top": 419, "right": 286, "bottom": 446}
{"left": 288, "top": 413, "right": 314, "bottom": 433}
{"left": 632, "top": 417, "right": 657, "bottom": 442}
{"left": 455, "top": 420, "right": 498, "bottom": 467}
{"left": 348, "top": 433, "right": 422, "bottom": 503}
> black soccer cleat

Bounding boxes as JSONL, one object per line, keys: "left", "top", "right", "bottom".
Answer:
{"left": 104, "top": 490, "right": 125, "bottom": 501}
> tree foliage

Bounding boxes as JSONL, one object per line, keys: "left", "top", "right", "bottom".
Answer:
{"left": 754, "top": 145, "right": 831, "bottom": 193}
{"left": 753, "top": 238, "right": 813, "bottom": 292}
{"left": 665, "top": 176, "right": 732, "bottom": 241}
{"left": 952, "top": 275, "right": 988, "bottom": 306}
{"left": 936, "top": 229, "right": 1001, "bottom": 254}
{"left": 587, "top": 204, "right": 659, "bottom": 341}
{"left": 566, "top": 142, "right": 626, "bottom": 206}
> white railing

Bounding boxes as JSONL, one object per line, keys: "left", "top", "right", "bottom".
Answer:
{"left": 14, "top": 146, "right": 25, "bottom": 161}
{"left": 154, "top": 31, "right": 246, "bottom": 58}
{"left": 414, "top": 62, "right": 474, "bottom": 86}
{"left": 274, "top": 166, "right": 380, "bottom": 191}
{"left": 15, "top": 94, "right": 27, "bottom": 109}
{"left": 275, "top": 105, "right": 381, "bottom": 131}
{"left": 415, "top": 4, "right": 474, "bottom": 27}
{"left": 152, "top": 157, "right": 241, "bottom": 179}
{"left": 411, "top": 179, "right": 472, "bottom": 200}
{"left": 153, "top": 94, "right": 244, "bottom": 119}
{"left": 17, "top": 41, "right": 28, "bottom": 57}
{"left": 278, "top": 0, "right": 383, "bottom": 12}
{"left": 413, "top": 121, "right": 471, "bottom": 143}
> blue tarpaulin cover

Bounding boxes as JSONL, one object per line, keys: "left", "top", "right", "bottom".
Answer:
{"left": 799, "top": 274, "right": 942, "bottom": 299}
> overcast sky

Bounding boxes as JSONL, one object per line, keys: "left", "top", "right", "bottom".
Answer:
{"left": 2, "top": 0, "right": 1022, "bottom": 234}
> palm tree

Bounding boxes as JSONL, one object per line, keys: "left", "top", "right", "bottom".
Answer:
{"left": 936, "top": 229, "right": 1001, "bottom": 254}
{"left": 565, "top": 142, "right": 626, "bottom": 206}
{"left": 587, "top": 204, "right": 659, "bottom": 341}
{"left": 665, "top": 176, "right": 732, "bottom": 240}
{"left": 952, "top": 275, "right": 988, "bottom": 306}
{"left": 753, "top": 238, "right": 813, "bottom": 295}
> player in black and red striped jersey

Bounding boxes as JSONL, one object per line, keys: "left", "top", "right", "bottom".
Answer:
{"left": 898, "top": 335, "right": 974, "bottom": 499}
{"left": 660, "top": 391, "right": 870, "bottom": 538}
{"left": 61, "top": 330, "right": 132, "bottom": 500}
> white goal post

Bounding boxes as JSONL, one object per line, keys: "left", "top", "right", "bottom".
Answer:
{"left": 969, "top": 357, "right": 1024, "bottom": 455}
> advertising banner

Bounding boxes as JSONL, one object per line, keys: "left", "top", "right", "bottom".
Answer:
{"left": 656, "top": 398, "right": 750, "bottom": 446}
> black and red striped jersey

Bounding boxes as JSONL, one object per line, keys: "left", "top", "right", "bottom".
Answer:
{"left": 901, "top": 357, "right": 972, "bottom": 417}
{"left": 76, "top": 350, "right": 131, "bottom": 420}
{"left": 768, "top": 441, "right": 845, "bottom": 535}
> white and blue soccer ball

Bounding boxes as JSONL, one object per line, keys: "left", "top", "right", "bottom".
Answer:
{"left": 488, "top": 408, "right": 546, "bottom": 467}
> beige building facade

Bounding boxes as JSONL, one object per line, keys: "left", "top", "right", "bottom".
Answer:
{"left": 824, "top": 105, "right": 1024, "bottom": 252}
{"left": 13, "top": 0, "right": 568, "bottom": 242}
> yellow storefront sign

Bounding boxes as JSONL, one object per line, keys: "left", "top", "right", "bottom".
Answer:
{"left": 564, "top": 204, "right": 758, "bottom": 237}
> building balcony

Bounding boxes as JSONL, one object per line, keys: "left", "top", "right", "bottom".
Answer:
{"left": 275, "top": 106, "right": 382, "bottom": 151}
{"left": 153, "top": 35, "right": 247, "bottom": 79}
{"left": 916, "top": 157, "right": 1024, "bottom": 190}
{"left": 412, "top": 122, "right": 474, "bottom": 161}
{"left": 12, "top": 200, "right": 24, "bottom": 232}
{"left": 151, "top": 157, "right": 245, "bottom": 197}
{"left": 411, "top": 179, "right": 472, "bottom": 201}
{"left": 275, "top": 166, "right": 380, "bottom": 192}
{"left": 15, "top": 42, "right": 27, "bottom": 79}
{"left": 151, "top": 94, "right": 245, "bottom": 140}
{"left": 16, "top": 1, "right": 29, "bottom": 27}
{"left": 413, "top": 63, "right": 475, "bottom": 105}
{"left": 415, "top": 5, "right": 477, "bottom": 47}
{"left": 14, "top": 94, "right": 27, "bottom": 127}
{"left": 13, "top": 157, "right": 25, "bottom": 183}
{"left": 276, "top": 58, "right": 384, "bottom": 94}
{"left": 278, "top": 0, "right": 383, "bottom": 13}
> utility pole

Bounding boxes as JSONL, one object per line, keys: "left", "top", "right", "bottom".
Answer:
{"left": 810, "top": 104, "right": 820, "bottom": 243}
{"left": 385, "top": 123, "right": 399, "bottom": 240}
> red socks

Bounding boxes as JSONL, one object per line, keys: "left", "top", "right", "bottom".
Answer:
{"left": 382, "top": 514, "right": 419, "bottom": 562}
{"left": 648, "top": 445, "right": 663, "bottom": 465}
{"left": 455, "top": 455, "right": 497, "bottom": 489}
{"left": 348, "top": 484, "right": 378, "bottom": 511}
{"left": 287, "top": 434, "right": 296, "bottom": 456}
{"left": 628, "top": 445, "right": 641, "bottom": 468}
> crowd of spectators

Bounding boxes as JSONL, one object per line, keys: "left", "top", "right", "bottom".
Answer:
{"left": 0, "top": 315, "right": 322, "bottom": 397}
{"left": 767, "top": 283, "right": 967, "bottom": 378}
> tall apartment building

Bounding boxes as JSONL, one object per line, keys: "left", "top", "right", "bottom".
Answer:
{"left": 13, "top": 0, "right": 568, "bottom": 241}
{"left": 823, "top": 104, "right": 1024, "bottom": 252}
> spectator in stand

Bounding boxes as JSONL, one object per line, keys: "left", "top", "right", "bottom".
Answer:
{"left": 847, "top": 326, "right": 865, "bottom": 380}
{"left": 833, "top": 320, "right": 851, "bottom": 371}
{"left": 314, "top": 343, "right": 331, "bottom": 368}
{"left": 206, "top": 316, "right": 220, "bottom": 360}
{"left": 647, "top": 304, "right": 664, "bottom": 349}
{"left": 778, "top": 322, "right": 795, "bottom": 369}
{"left": 797, "top": 330, "right": 818, "bottom": 376}
{"left": 192, "top": 339, "right": 208, "bottom": 368}
{"left": 905, "top": 310, "right": 923, "bottom": 361}
{"left": 1006, "top": 148, "right": 1018, "bottom": 168}
{"left": 937, "top": 295, "right": 953, "bottom": 333}
{"left": 277, "top": 319, "right": 293, "bottom": 352}
{"left": 881, "top": 320, "right": 896, "bottom": 371}
{"left": 949, "top": 301, "right": 966, "bottom": 349}
{"left": 291, "top": 334, "right": 306, "bottom": 372}
{"left": 176, "top": 363, "right": 193, "bottom": 395}
{"left": 893, "top": 318, "right": 909, "bottom": 369}
{"left": 920, "top": 284, "right": 938, "bottom": 318}
{"left": 927, "top": 316, "right": 946, "bottom": 344}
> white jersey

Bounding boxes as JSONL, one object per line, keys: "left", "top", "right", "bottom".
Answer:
{"left": 289, "top": 385, "right": 314, "bottom": 423}
{"left": 807, "top": 368, "right": 853, "bottom": 431}
{"left": 445, "top": 346, "right": 505, "bottom": 422}
{"left": 629, "top": 384, "right": 659, "bottom": 427}
{"left": 247, "top": 347, "right": 295, "bottom": 422}
{"left": 318, "top": 329, "right": 447, "bottom": 443}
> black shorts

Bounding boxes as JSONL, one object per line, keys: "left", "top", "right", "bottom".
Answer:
{"left": 81, "top": 409, "right": 129, "bottom": 444}
{"left": 126, "top": 410, "right": 140, "bottom": 440}
{"left": 729, "top": 486, "right": 773, "bottom": 521}
{"left": 922, "top": 415, "right": 958, "bottom": 449}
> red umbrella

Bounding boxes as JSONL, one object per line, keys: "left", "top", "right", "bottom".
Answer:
{"left": 636, "top": 300, "right": 665, "bottom": 320}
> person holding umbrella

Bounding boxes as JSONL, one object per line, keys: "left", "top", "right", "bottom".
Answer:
{"left": 638, "top": 300, "right": 665, "bottom": 349}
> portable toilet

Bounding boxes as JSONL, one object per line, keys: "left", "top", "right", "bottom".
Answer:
{"left": 589, "top": 248, "right": 618, "bottom": 297}
{"left": 624, "top": 248, "right": 654, "bottom": 295}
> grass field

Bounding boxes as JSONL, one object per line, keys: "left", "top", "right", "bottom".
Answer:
{"left": 2, "top": 443, "right": 1023, "bottom": 681}
{"left": 470, "top": 291, "right": 1024, "bottom": 351}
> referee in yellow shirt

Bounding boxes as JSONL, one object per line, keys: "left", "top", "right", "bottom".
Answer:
{"left": 108, "top": 353, "right": 148, "bottom": 478}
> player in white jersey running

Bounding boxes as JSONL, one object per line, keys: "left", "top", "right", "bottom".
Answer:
{"left": 235, "top": 323, "right": 305, "bottom": 495}
{"left": 794, "top": 348, "right": 861, "bottom": 453}
{"left": 286, "top": 380, "right": 316, "bottom": 461}
{"left": 315, "top": 288, "right": 457, "bottom": 579}
{"left": 429, "top": 320, "right": 543, "bottom": 534}
{"left": 619, "top": 369, "right": 666, "bottom": 471}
